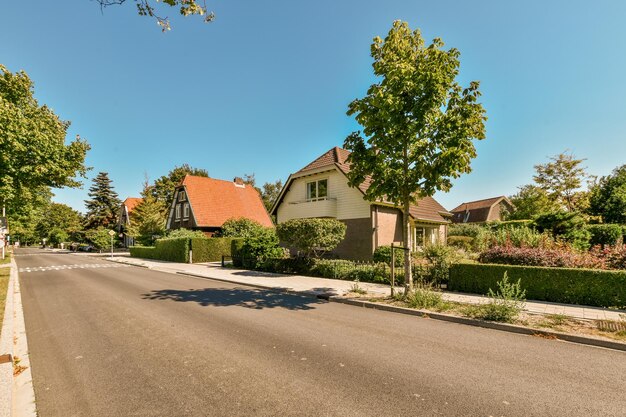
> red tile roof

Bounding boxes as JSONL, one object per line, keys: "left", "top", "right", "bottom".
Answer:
{"left": 123, "top": 197, "right": 143, "bottom": 214}
{"left": 292, "top": 147, "right": 450, "bottom": 223}
{"left": 182, "top": 175, "right": 273, "bottom": 228}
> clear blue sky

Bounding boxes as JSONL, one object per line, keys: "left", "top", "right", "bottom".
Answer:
{"left": 2, "top": 1, "right": 625, "bottom": 213}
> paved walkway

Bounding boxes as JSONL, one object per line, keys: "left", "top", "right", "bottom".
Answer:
{"left": 68, "top": 251, "right": 626, "bottom": 321}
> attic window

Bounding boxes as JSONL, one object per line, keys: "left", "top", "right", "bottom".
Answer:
{"left": 306, "top": 179, "right": 328, "bottom": 201}
{"left": 183, "top": 203, "right": 190, "bottom": 219}
{"left": 178, "top": 191, "right": 186, "bottom": 202}
{"left": 175, "top": 205, "right": 181, "bottom": 220}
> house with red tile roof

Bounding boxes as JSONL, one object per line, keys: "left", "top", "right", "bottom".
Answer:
{"left": 270, "top": 147, "right": 452, "bottom": 260}
{"left": 450, "top": 196, "right": 514, "bottom": 224}
{"left": 118, "top": 197, "right": 143, "bottom": 247}
{"left": 166, "top": 175, "right": 273, "bottom": 235}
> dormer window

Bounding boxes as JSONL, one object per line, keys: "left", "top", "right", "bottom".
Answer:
{"left": 306, "top": 179, "right": 328, "bottom": 201}
{"left": 178, "top": 191, "right": 186, "bottom": 202}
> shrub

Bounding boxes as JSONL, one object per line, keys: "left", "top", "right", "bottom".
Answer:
{"left": 276, "top": 218, "right": 347, "bottom": 257}
{"left": 586, "top": 224, "right": 623, "bottom": 247}
{"left": 405, "top": 285, "right": 446, "bottom": 310}
{"left": 468, "top": 273, "right": 526, "bottom": 322}
{"left": 219, "top": 218, "right": 266, "bottom": 238}
{"left": 261, "top": 257, "right": 316, "bottom": 275}
{"left": 309, "top": 259, "right": 389, "bottom": 284}
{"left": 478, "top": 245, "right": 603, "bottom": 269}
{"left": 190, "top": 238, "right": 234, "bottom": 263}
{"left": 373, "top": 245, "right": 404, "bottom": 266}
{"left": 449, "top": 263, "right": 626, "bottom": 308}
{"left": 240, "top": 228, "right": 284, "bottom": 269}
{"left": 447, "top": 236, "right": 474, "bottom": 251}
{"left": 485, "top": 220, "right": 534, "bottom": 230}
{"left": 85, "top": 227, "right": 113, "bottom": 251}
{"left": 130, "top": 237, "right": 190, "bottom": 262}
{"left": 413, "top": 244, "right": 460, "bottom": 286}
{"left": 590, "top": 245, "right": 626, "bottom": 270}
{"left": 486, "top": 226, "right": 552, "bottom": 249}
{"left": 166, "top": 228, "right": 206, "bottom": 239}
{"left": 448, "top": 223, "right": 485, "bottom": 238}
{"left": 534, "top": 211, "right": 591, "bottom": 250}
{"left": 230, "top": 238, "right": 245, "bottom": 267}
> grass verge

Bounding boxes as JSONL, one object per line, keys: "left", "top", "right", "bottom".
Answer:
{"left": 0, "top": 268, "right": 9, "bottom": 335}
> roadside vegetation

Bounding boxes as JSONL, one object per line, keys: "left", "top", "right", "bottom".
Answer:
{"left": 0, "top": 267, "right": 9, "bottom": 334}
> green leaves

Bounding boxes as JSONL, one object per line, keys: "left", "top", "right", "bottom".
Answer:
{"left": 0, "top": 65, "right": 90, "bottom": 211}
{"left": 276, "top": 218, "right": 347, "bottom": 258}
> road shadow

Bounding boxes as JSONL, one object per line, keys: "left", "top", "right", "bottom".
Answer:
{"left": 141, "top": 287, "right": 326, "bottom": 310}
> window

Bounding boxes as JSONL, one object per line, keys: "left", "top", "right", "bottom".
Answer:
{"left": 178, "top": 191, "right": 186, "bottom": 202}
{"left": 175, "top": 205, "right": 181, "bottom": 220}
{"left": 183, "top": 203, "right": 190, "bottom": 218}
{"left": 306, "top": 179, "right": 328, "bottom": 201}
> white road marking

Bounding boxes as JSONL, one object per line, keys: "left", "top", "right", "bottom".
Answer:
{"left": 18, "top": 264, "right": 131, "bottom": 273}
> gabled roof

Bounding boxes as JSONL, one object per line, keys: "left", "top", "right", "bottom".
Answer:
{"left": 180, "top": 175, "right": 273, "bottom": 228}
{"left": 451, "top": 196, "right": 511, "bottom": 213}
{"left": 450, "top": 196, "right": 514, "bottom": 223}
{"left": 123, "top": 197, "right": 143, "bottom": 214}
{"left": 274, "top": 146, "right": 450, "bottom": 224}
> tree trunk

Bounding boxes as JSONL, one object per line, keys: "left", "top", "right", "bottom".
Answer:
{"left": 403, "top": 199, "right": 412, "bottom": 293}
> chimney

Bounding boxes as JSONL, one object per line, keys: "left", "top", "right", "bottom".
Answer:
{"left": 233, "top": 177, "right": 245, "bottom": 186}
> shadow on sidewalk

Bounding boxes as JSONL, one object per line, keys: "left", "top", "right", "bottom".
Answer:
{"left": 141, "top": 287, "right": 327, "bottom": 310}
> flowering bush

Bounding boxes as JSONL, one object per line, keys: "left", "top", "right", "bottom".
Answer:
{"left": 478, "top": 245, "right": 604, "bottom": 269}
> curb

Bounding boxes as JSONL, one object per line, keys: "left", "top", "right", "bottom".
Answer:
{"left": 330, "top": 298, "right": 626, "bottom": 353}
{"left": 0, "top": 259, "right": 15, "bottom": 417}
{"left": 110, "top": 258, "right": 626, "bottom": 353}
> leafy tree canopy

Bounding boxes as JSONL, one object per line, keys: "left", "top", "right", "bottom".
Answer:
{"left": 84, "top": 172, "right": 121, "bottom": 229}
{"left": 343, "top": 21, "right": 486, "bottom": 288}
{"left": 0, "top": 65, "right": 90, "bottom": 212}
{"left": 261, "top": 180, "right": 283, "bottom": 213}
{"left": 507, "top": 185, "right": 560, "bottom": 220}
{"left": 152, "top": 164, "right": 208, "bottom": 209}
{"left": 533, "top": 151, "right": 587, "bottom": 212}
{"left": 588, "top": 164, "right": 626, "bottom": 224}
{"left": 96, "top": 0, "right": 214, "bottom": 31}
{"left": 35, "top": 202, "right": 83, "bottom": 241}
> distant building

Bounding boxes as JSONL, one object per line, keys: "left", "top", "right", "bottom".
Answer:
{"left": 271, "top": 147, "right": 451, "bottom": 260}
{"left": 166, "top": 175, "right": 273, "bottom": 236}
{"left": 450, "top": 196, "right": 514, "bottom": 224}
{"left": 118, "top": 197, "right": 143, "bottom": 247}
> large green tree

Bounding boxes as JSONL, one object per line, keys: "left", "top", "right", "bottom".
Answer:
{"left": 152, "top": 164, "right": 208, "bottom": 209}
{"left": 84, "top": 172, "right": 121, "bottom": 229}
{"left": 261, "top": 180, "right": 283, "bottom": 213}
{"left": 0, "top": 65, "right": 90, "bottom": 216}
{"left": 344, "top": 21, "right": 487, "bottom": 290}
{"left": 507, "top": 185, "right": 560, "bottom": 220}
{"left": 126, "top": 183, "right": 167, "bottom": 245}
{"left": 588, "top": 164, "right": 626, "bottom": 224}
{"left": 35, "top": 203, "right": 83, "bottom": 242}
{"left": 96, "top": 0, "right": 214, "bottom": 31}
{"left": 533, "top": 151, "right": 587, "bottom": 212}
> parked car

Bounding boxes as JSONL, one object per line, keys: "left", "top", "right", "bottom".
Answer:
{"left": 77, "top": 244, "right": 94, "bottom": 252}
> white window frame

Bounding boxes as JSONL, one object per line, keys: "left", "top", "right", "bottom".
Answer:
{"left": 306, "top": 179, "right": 328, "bottom": 202}
{"left": 183, "top": 203, "right": 190, "bottom": 219}
{"left": 178, "top": 191, "right": 186, "bottom": 202}
{"left": 175, "top": 205, "right": 181, "bottom": 220}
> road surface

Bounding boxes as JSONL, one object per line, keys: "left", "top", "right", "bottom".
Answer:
{"left": 15, "top": 248, "right": 626, "bottom": 416}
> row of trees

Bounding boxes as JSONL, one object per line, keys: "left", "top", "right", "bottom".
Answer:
{"left": 508, "top": 151, "right": 626, "bottom": 225}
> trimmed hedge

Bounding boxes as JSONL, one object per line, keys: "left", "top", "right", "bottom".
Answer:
{"left": 191, "top": 238, "right": 234, "bottom": 263}
{"left": 449, "top": 263, "right": 626, "bottom": 308}
{"left": 129, "top": 238, "right": 190, "bottom": 263}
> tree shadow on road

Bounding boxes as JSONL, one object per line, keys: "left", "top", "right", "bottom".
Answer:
{"left": 141, "top": 287, "right": 327, "bottom": 310}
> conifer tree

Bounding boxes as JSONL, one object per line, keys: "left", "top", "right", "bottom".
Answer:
{"left": 84, "top": 172, "right": 120, "bottom": 229}
{"left": 127, "top": 182, "right": 167, "bottom": 245}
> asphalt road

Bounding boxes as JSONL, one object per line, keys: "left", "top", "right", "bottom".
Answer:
{"left": 15, "top": 248, "right": 626, "bottom": 417}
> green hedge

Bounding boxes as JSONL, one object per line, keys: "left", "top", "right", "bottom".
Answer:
{"left": 449, "top": 263, "right": 626, "bottom": 308}
{"left": 130, "top": 238, "right": 190, "bottom": 263}
{"left": 190, "top": 238, "right": 234, "bottom": 263}
{"left": 231, "top": 238, "right": 246, "bottom": 267}
{"left": 586, "top": 224, "right": 623, "bottom": 246}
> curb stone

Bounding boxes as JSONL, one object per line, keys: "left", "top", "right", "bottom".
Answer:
{"left": 109, "top": 258, "right": 626, "bottom": 353}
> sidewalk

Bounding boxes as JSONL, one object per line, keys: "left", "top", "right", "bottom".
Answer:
{"left": 106, "top": 254, "right": 626, "bottom": 322}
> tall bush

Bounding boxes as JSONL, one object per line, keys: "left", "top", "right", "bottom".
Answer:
{"left": 534, "top": 211, "right": 590, "bottom": 250}
{"left": 373, "top": 245, "right": 404, "bottom": 266}
{"left": 240, "top": 228, "right": 284, "bottom": 269}
{"left": 219, "top": 218, "right": 265, "bottom": 238}
{"left": 276, "top": 218, "right": 346, "bottom": 257}
{"left": 190, "top": 238, "right": 234, "bottom": 262}
{"left": 586, "top": 224, "right": 623, "bottom": 247}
